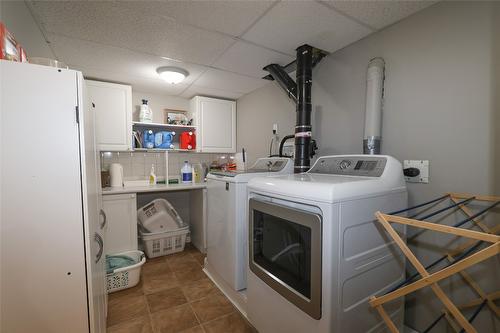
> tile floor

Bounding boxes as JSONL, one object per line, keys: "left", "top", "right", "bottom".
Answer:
{"left": 107, "top": 244, "right": 255, "bottom": 333}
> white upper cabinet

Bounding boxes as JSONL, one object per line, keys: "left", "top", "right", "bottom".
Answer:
{"left": 87, "top": 80, "right": 132, "bottom": 151}
{"left": 190, "top": 96, "right": 236, "bottom": 153}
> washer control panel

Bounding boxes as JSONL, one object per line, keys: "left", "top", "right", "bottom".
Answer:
{"left": 248, "top": 158, "right": 291, "bottom": 172}
{"left": 309, "top": 156, "right": 387, "bottom": 177}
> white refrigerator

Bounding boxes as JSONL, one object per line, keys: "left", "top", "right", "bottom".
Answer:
{"left": 0, "top": 60, "right": 107, "bottom": 332}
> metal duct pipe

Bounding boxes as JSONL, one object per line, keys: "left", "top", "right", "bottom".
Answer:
{"left": 363, "top": 57, "right": 385, "bottom": 154}
{"left": 263, "top": 64, "right": 297, "bottom": 102}
{"left": 294, "top": 44, "right": 313, "bottom": 173}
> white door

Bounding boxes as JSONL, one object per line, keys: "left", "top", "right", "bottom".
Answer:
{"left": 87, "top": 80, "right": 132, "bottom": 151}
{"left": 79, "top": 74, "right": 107, "bottom": 332}
{"left": 0, "top": 61, "right": 90, "bottom": 332}
{"left": 103, "top": 193, "right": 138, "bottom": 255}
{"left": 199, "top": 97, "right": 236, "bottom": 153}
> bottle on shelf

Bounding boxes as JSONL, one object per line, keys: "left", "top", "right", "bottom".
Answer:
{"left": 181, "top": 161, "right": 192, "bottom": 184}
{"left": 149, "top": 164, "right": 156, "bottom": 185}
{"left": 139, "top": 99, "right": 153, "bottom": 123}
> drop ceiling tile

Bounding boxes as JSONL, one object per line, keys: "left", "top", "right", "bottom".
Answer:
{"left": 77, "top": 65, "right": 189, "bottom": 96}
{"left": 121, "top": 0, "right": 276, "bottom": 37}
{"left": 47, "top": 34, "right": 206, "bottom": 85}
{"left": 242, "top": 1, "right": 373, "bottom": 55}
{"left": 212, "top": 41, "right": 294, "bottom": 78}
{"left": 29, "top": 1, "right": 234, "bottom": 65}
{"left": 193, "top": 68, "right": 268, "bottom": 94}
{"left": 180, "top": 85, "right": 243, "bottom": 101}
{"left": 324, "top": 1, "right": 438, "bottom": 30}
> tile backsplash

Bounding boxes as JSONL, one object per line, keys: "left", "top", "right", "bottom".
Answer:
{"left": 101, "top": 151, "right": 220, "bottom": 181}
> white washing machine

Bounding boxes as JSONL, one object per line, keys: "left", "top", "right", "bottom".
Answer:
{"left": 205, "top": 157, "right": 294, "bottom": 312}
{"left": 247, "top": 155, "right": 407, "bottom": 333}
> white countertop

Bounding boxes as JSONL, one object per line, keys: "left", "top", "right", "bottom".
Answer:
{"left": 102, "top": 183, "right": 207, "bottom": 195}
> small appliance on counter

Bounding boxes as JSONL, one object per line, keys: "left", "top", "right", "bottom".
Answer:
{"left": 180, "top": 131, "right": 196, "bottom": 150}
{"left": 109, "top": 163, "right": 123, "bottom": 187}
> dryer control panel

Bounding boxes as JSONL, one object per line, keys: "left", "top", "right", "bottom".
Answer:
{"left": 308, "top": 156, "right": 387, "bottom": 177}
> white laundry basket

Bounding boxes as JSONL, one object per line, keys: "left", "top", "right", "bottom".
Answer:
{"left": 106, "top": 250, "right": 146, "bottom": 293}
{"left": 138, "top": 198, "right": 190, "bottom": 258}
{"left": 140, "top": 227, "right": 189, "bottom": 258}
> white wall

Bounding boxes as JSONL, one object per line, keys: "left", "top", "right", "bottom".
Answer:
{"left": 131, "top": 91, "right": 190, "bottom": 123}
{"left": 237, "top": 83, "right": 295, "bottom": 163}
{"left": 237, "top": 2, "right": 499, "bottom": 332}
{"left": 1, "top": 1, "right": 54, "bottom": 59}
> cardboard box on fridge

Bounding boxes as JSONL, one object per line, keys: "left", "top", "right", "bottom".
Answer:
{"left": 0, "top": 21, "right": 28, "bottom": 62}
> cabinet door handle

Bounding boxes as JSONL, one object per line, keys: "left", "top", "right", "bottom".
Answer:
{"left": 94, "top": 233, "right": 104, "bottom": 264}
{"left": 99, "top": 209, "right": 107, "bottom": 230}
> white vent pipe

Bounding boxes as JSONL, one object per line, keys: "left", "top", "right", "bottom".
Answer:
{"left": 363, "top": 57, "right": 385, "bottom": 154}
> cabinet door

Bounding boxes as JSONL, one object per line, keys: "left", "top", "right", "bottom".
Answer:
{"left": 102, "top": 194, "right": 137, "bottom": 255}
{"left": 198, "top": 97, "right": 236, "bottom": 153}
{"left": 87, "top": 80, "right": 132, "bottom": 151}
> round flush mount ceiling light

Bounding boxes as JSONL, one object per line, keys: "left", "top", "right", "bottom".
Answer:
{"left": 157, "top": 66, "right": 189, "bottom": 84}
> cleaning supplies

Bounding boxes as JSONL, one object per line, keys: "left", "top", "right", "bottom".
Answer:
{"left": 143, "top": 129, "right": 155, "bottom": 149}
{"left": 154, "top": 131, "right": 175, "bottom": 149}
{"left": 192, "top": 163, "right": 203, "bottom": 183}
{"left": 149, "top": 164, "right": 156, "bottom": 185}
{"left": 180, "top": 131, "right": 196, "bottom": 150}
{"left": 139, "top": 99, "right": 153, "bottom": 123}
{"left": 181, "top": 161, "right": 192, "bottom": 183}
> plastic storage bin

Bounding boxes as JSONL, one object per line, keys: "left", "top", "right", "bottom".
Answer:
{"left": 106, "top": 250, "right": 146, "bottom": 293}
{"left": 137, "top": 199, "right": 189, "bottom": 258}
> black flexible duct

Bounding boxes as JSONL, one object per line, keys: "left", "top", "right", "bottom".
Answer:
{"left": 279, "top": 135, "right": 295, "bottom": 157}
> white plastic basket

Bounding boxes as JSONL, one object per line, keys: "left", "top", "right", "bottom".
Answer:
{"left": 106, "top": 250, "right": 146, "bottom": 293}
{"left": 140, "top": 227, "right": 189, "bottom": 258}
{"left": 137, "top": 198, "right": 187, "bottom": 232}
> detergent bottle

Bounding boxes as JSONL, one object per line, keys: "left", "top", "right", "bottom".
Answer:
{"left": 181, "top": 161, "right": 192, "bottom": 183}
{"left": 139, "top": 99, "right": 153, "bottom": 123}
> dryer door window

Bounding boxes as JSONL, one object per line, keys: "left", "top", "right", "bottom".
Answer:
{"left": 249, "top": 198, "right": 322, "bottom": 320}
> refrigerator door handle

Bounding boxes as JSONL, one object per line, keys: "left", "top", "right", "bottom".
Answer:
{"left": 99, "top": 209, "right": 107, "bottom": 230}
{"left": 94, "top": 233, "right": 104, "bottom": 263}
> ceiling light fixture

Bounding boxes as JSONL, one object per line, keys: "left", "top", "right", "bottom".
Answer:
{"left": 157, "top": 66, "right": 189, "bottom": 84}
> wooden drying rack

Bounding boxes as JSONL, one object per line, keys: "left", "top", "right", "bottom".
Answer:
{"left": 369, "top": 192, "right": 500, "bottom": 333}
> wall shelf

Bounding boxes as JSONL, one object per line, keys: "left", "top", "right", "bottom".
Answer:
{"left": 132, "top": 148, "right": 197, "bottom": 153}
{"left": 132, "top": 121, "right": 196, "bottom": 130}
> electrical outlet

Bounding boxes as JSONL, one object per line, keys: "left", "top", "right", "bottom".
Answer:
{"left": 404, "top": 160, "right": 429, "bottom": 183}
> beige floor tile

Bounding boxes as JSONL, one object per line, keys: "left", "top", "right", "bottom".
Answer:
{"left": 150, "top": 304, "right": 200, "bottom": 333}
{"left": 167, "top": 257, "right": 200, "bottom": 272}
{"left": 181, "top": 278, "right": 216, "bottom": 302}
{"left": 142, "top": 259, "right": 171, "bottom": 277}
{"left": 146, "top": 287, "right": 188, "bottom": 313}
{"left": 178, "top": 325, "right": 205, "bottom": 333}
{"left": 143, "top": 272, "right": 180, "bottom": 294}
{"left": 109, "top": 280, "right": 144, "bottom": 302}
{"left": 191, "top": 252, "right": 206, "bottom": 266}
{"left": 203, "top": 312, "right": 254, "bottom": 333}
{"left": 107, "top": 315, "right": 153, "bottom": 333}
{"left": 107, "top": 295, "right": 148, "bottom": 327}
{"left": 183, "top": 243, "right": 202, "bottom": 254}
{"left": 190, "top": 294, "right": 235, "bottom": 323}
{"left": 174, "top": 266, "right": 207, "bottom": 283}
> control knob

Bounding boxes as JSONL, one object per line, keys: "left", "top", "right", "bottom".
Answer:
{"left": 339, "top": 159, "right": 351, "bottom": 170}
